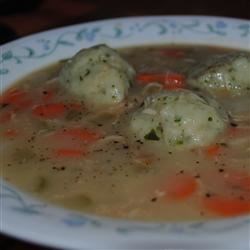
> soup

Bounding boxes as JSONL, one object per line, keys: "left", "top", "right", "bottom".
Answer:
{"left": 1, "top": 45, "right": 250, "bottom": 221}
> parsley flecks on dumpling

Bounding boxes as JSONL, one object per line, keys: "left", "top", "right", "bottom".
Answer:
{"left": 130, "top": 90, "right": 228, "bottom": 149}
{"left": 189, "top": 53, "right": 250, "bottom": 96}
{"left": 59, "top": 44, "right": 135, "bottom": 109}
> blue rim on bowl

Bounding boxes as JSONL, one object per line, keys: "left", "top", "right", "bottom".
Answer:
{"left": 1, "top": 16, "right": 250, "bottom": 250}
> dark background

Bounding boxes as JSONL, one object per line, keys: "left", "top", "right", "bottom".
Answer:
{"left": 0, "top": 0, "right": 250, "bottom": 44}
{"left": 0, "top": 0, "right": 250, "bottom": 249}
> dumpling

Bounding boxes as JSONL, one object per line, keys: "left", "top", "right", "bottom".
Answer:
{"left": 130, "top": 90, "right": 228, "bottom": 149}
{"left": 188, "top": 53, "right": 250, "bottom": 96}
{"left": 59, "top": 44, "right": 135, "bottom": 109}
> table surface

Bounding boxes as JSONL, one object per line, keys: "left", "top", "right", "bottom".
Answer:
{"left": 1, "top": 0, "right": 250, "bottom": 249}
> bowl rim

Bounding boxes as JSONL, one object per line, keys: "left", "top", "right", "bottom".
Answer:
{"left": 1, "top": 15, "right": 249, "bottom": 45}
{"left": 1, "top": 15, "right": 250, "bottom": 249}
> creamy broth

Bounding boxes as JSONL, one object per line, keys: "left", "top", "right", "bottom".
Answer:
{"left": 1, "top": 45, "right": 250, "bottom": 221}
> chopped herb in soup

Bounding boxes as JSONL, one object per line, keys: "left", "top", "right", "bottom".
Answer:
{"left": 1, "top": 44, "right": 250, "bottom": 221}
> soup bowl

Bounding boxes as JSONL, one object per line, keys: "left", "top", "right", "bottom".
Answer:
{"left": 1, "top": 16, "right": 250, "bottom": 249}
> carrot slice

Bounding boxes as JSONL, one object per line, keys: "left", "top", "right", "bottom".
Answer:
{"left": 32, "top": 103, "right": 66, "bottom": 119}
{"left": 0, "top": 88, "right": 32, "bottom": 109}
{"left": 202, "top": 196, "right": 250, "bottom": 216}
{"left": 204, "top": 144, "right": 222, "bottom": 157}
{"left": 2, "top": 129, "right": 19, "bottom": 138}
{"left": 163, "top": 73, "right": 186, "bottom": 90}
{"left": 160, "top": 48, "right": 185, "bottom": 58}
{"left": 165, "top": 174, "right": 198, "bottom": 200}
{"left": 55, "top": 148, "right": 85, "bottom": 158}
{"left": 55, "top": 128, "right": 102, "bottom": 143}
{"left": 0, "top": 89, "right": 25, "bottom": 104}
{"left": 136, "top": 73, "right": 185, "bottom": 90}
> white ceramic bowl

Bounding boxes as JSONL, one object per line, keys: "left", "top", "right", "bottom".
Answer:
{"left": 1, "top": 16, "right": 250, "bottom": 250}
